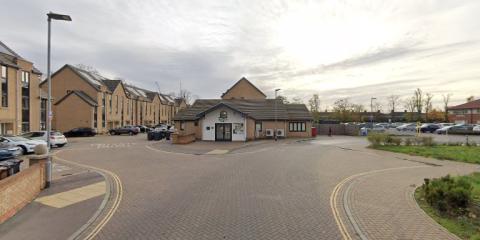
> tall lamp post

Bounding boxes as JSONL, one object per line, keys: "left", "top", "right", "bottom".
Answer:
{"left": 274, "top": 88, "right": 281, "bottom": 141}
{"left": 370, "top": 97, "right": 377, "bottom": 126}
{"left": 46, "top": 12, "right": 71, "bottom": 188}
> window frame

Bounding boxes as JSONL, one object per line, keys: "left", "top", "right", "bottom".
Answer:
{"left": 1, "top": 65, "right": 7, "bottom": 107}
{"left": 289, "top": 122, "right": 306, "bottom": 132}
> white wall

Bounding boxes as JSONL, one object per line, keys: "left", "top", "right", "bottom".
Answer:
{"left": 201, "top": 107, "right": 246, "bottom": 141}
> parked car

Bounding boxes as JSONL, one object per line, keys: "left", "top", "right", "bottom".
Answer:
{"left": 135, "top": 125, "right": 151, "bottom": 133}
{"left": 396, "top": 123, "right": 417, "bottom": 131}
{"left": 473, "top": 125, "right": 480, "bottom": 133}
{"left": 435, "top": 125, "right": 454, "bottom": 134}
{"left": 438, "top": 123, "right": 454, "bottom": 128}
{"left": 63, "top": 127, "right": 97, "bottom": 137}
{"left": 447, "top": 124, "right": 475, "bottom": 134}
{"left": 375, "top": 123, "right": 390, "bottom": 129}
{"left": 21, "top": 131, "right": 67, "bottom": 147}
{"left": 419, "top": 123, "right": 440, "bottom": 133}
{"left": 0, "top": 142, "right": 22, "bottom": 160}
{"left": 109, "top": 126, "right": 140, "bottom": 135}
{"left": 0, "top": 136, "right": 47, "bottom": 154}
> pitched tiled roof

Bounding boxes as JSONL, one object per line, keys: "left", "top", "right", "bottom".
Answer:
{"left": 221, "top": 77, "right": 267, "bottom": 98}
{"left": 0, "top": 41, "right": 42, "bottom": 74}
{"left": 448, "top": 99, "right": 480, "bottom": 110}
{"left": 174, "top": 99, "right": 312, "bottom": 121}
{"left": 54, "top": 90, "right": 98, "bottom": 107}
{"left": 102, "top": 79, "right": 122, "bottom": 92}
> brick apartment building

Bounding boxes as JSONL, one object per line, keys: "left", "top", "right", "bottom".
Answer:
{"left": 0, "top": 41, "right": 44, "bottom": 135}
{"left": 40, "top": 64, "right": 186, "bottom": 133}
{"left": 448, "top": 99, "right": 480, "bottom": 124}
{"left": 174, "top": 77, "right": 312, "bottom": 141}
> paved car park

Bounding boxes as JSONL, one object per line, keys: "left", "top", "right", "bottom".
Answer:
{"left": 1, "top": 134, "right": 478, "bottom": 240}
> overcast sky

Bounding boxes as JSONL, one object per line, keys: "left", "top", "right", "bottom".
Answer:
{"left": 2, "top": 0, "right": 479, "bottom": 110}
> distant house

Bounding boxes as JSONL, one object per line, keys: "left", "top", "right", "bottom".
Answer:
{"left": 448, "top": 99, "right": 480, "bottom": 124}
{"left": 173, "top": 77, "right": 313, "bottom": 141}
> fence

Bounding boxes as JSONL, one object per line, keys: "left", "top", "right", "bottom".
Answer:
{"left": 313, "top": 124, "right": 361, "bottom": 136}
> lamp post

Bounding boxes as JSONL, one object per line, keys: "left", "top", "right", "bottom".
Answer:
{"left": 46, "top": 12, "right": 71, "bottom": 188}
{"left": 370, "top": 97, "right": 377, "bottom": 126}
{"left": 274, "top": 88, "right": 281, "bottom": 141}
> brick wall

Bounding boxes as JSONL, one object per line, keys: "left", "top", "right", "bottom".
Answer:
{"left": 0, "top": 161, "right": 46, "bottom": 224}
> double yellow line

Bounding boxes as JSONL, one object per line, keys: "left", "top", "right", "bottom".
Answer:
{"left": 53, "top": 151, "right": 123, "bottom": 240}
{"left": 330, "top": 166, "right": 428, "bottom": 240}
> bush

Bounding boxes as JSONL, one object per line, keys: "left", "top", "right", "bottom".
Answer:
{"left": 405, "top": 138, "right": 413, "bottom": 146}
{"left": 420, "top": 136, "right": 435, "bottom": 146}
{"left": 391, "top": 137, "right": 402, "bottom": 146}
{"left": 422, "top": 175, "right": 473, "bottom": 215}
{"left": 367, "top": 133, "right": 387, "bottom": 146}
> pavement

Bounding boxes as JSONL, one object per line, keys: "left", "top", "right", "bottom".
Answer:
{"left": 0, "top": 134, "right": 478, "bottom": 240}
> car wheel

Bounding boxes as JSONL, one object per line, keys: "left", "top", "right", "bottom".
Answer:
{"left": 129, "top": 131, "right": 133, "bottom": 136}
{"left": 57, "top": 144, "right": 65, "bottom": 147}
{"left": 19, "top": 146, "right": 27, "bottom": 155}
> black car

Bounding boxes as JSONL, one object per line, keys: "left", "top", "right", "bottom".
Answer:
{"left": 109, "top": 126, "right": 140, "bottom": 135}
{"left": 0, "top": 143, "right": 21, "bottom": 160}
{"left": 63, "top": 127, "right": 97, "bottom": 137}
{"left": 420, "top": 123, "right": 440, "bottom": 133}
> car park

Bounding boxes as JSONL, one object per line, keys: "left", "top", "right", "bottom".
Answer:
{"left": 0, "top": 136, "right": 46, "bottom": 154}
{"left": 419, "top": 123, "right": 440, "bottom": 133}
{"left": 109, "top": 125, "right": 140, "bottom": 135}
{"left": 21, "top": 131, "right": 67, "bottom": 147}
{"left": 447, "top": 124, "right": 475, "bottom": 134}
{"left": 63, "top": 127, "right": 97, "bottom": 137}
{"left": 135, "top": 125, "right": 151, "bottom": 133}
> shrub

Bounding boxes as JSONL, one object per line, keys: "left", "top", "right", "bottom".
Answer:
{"left": 405, "top": 138, "right": 413, "bottom": 146}
{"left": 391, "top": 137, "right": 402, "bottom": 146}
{"left": 367, "top": 133, "right": 387, "bottom": 146}
{"left": 422, "top": 175, "right": 473, "bottom": 215}
{"left": 420, "top": 136, "right": 435, "bottom": 146}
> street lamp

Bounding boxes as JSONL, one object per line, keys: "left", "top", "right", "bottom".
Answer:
{"left": 370, "top": 97, "right": 377, "bottom": 125}
{"left": 46, "top": 12, "right": 71, "bottom": 188}
{"left": 274, "top": 88, "right": 281, "bottom": 141}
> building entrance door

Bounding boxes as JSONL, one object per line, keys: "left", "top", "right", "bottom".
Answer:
{"left": 215, "top": 123, "right": 232, "bottom": 141}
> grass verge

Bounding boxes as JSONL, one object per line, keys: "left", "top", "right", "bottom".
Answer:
{"left": 373, "top": 145, "right": 480, "bottom": 164}
{"left": 415, "top": 173, "right": 480, "bottom": 240}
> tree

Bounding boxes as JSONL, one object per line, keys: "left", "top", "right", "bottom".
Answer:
{"left": 178, "top": 89, "right": 193, "bottom": 105}
{"left": 467, "top": 96, "right": 475, "bottom": 102}
{"left": 276, "top": 95, "right": 289, "bottom": 104}
{"left": 413, "top": 88, "right": 423, "bottom": 114}
{"left": 308, "top": 94, "right": 320, "bottom": 112}
{"left": 373, "top": 102, "right": 383, "bottom": 113}
{"left": 442, "top": 93, "right": 452, "bottom": 122}
{"left": 404, "top": 96, "right": 416, "bottom": 121}
{"left": 332, "top": 98, "right": 352, "bottom": 122}
{"left": 424, "top": 93, "right": 434, "bottom": 122}
{"left": 387, "top": 95, "right": 401, "bottom": 112}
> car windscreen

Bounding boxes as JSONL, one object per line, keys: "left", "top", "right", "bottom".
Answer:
{"left": 52, "top": 132, "right": 63, "bottom": 136}
{"left": 8, "top": 136, "right": 30, "bottom": 141}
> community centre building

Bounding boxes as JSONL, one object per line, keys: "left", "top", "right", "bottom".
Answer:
{"left": 448, "top": 99, "right": 480, "bottom": 124}
{"left": 173, "top": 77, "right": 312, "bottom": 141}
{"left": 41, "top": 64, "right": 186, "bottom": 133}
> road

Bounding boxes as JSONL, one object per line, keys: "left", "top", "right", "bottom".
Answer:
{"left": 10, "top": 134, "right": 479, "bottom": 240}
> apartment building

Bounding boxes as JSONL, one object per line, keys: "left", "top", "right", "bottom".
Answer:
{"left": 448, "top": 99, "right": 480, "bottom": 124}
{"left": 40, "top": 64, "right": 186, "bottom": 133}
{"left": 0, "top": 41, "right": 44, "bottom": 135}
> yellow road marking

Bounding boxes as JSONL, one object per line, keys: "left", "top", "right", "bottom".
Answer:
{"left": 35, "top": 182, "right": 106, "bottom": 208}
{"left": 205, "top": 149, "right": 229, "bottom": 155}
{"left": 52, "top": 149, "right": 123, "bottom": 240}
{"left": 330, "top": 166, "right": 429, "bottom": 240}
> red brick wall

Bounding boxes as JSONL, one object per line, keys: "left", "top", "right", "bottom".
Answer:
{"left": 0, "top": 162, "right": 46, "bottom": 224}
{"left": 448, "top": 114, "right": 480, "bottom": 124}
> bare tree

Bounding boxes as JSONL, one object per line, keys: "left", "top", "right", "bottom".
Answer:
{"left": 178, "top": 89, "right": 193, "bottom": 104}
{"left": 442, "top": 93, "right": 452, "bottom": 122}
{"left": 333, "top": 98, "right": 352, "bottom": 122}
{"left": 308, "top": 94, "right": 320, "bottom": 112}
{"left": 413, "top": 88, "right": 423, "bottom": 114}
{"left": 276, "top": 95, "right": 289, "bottom": 104}
{"left": 373, "top": 102, "right": 383, "bottom": 113}
{"left": 424, "top": 93, "right": 434, "bottom": 122}
{"left": 467, "top": 96, "right": 475, "bottom": 102}
{"left": 387, "top": 95, "right": 401, "bottom": 112}
{"left": 404, "top": 96, "right": 417, "bottom": 121}
{"left": 351, "top": 104, "right": 365, "bottom": 112}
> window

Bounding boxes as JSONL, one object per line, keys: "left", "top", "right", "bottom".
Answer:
{"left": 194, "top": 120, "right": 198, "bottom": 126}
{"left": 219, "top": 110, "right": 227, "bottom": 119}
{"left": 94, "top": 107, "right": 98, "bottom": 128}
{"left": 116, "top": 96, "right": 119, "bottom": 114}
{"left": 40, "top": 99, "right": 47, "bottom": 130}
{"left": 180, "top": 121, "right": 185, "bottom": 130}
{"left": 289, "top": 122, "right": 306, "bottom": 132}
{"left": 1, "top": 65, "right": 7, "bottom": 107}
{"left": 109, "top": 95, "right": 112, "bottom": 113}
{"left": 102, "top": 93, "right": 106, "bottom": 128}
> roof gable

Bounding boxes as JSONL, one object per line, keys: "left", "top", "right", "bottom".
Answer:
{"left": 54, "top": 90, "right": 98, "bottom": 107}
{"left": 448, "top": 99, "right": 480, "bottom": 110}
{"left": 42, "top": 64, "right": 110, "bottom": 93}
{"left": 221, "top": 77, "right": 267, "bottom": 100}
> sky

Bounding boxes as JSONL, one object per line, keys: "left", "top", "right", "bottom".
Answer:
{"left": 1, "top": 0, "right": 479, "bottom": 111}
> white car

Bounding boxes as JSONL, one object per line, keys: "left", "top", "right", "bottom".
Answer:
{"left": 22, "top": 131, "right": 67, "bottom": 147}
{"left": 396, "top": 123, "right": 417, "bottom": 131}
{"left": 0, "top": 136, "right": 47, "bottom": 154}
{"left": 473, "top": 125, "right": 480, "bottom": 133}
